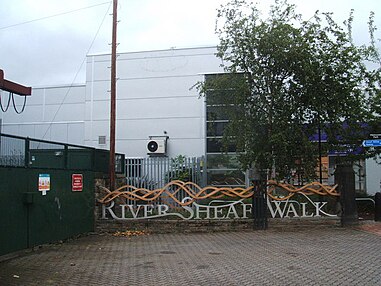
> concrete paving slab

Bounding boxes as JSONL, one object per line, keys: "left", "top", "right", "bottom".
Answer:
{"left": 0, "top": 226, "right": 380, "bottom": 286}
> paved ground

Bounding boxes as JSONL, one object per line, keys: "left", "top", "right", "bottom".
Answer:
{"left": 0, "top": 224, "right": 380, "bottom": 286}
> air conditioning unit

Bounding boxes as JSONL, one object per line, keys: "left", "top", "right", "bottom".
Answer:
{"left": 147, "top": 139, "right": 167, "bottom": 155}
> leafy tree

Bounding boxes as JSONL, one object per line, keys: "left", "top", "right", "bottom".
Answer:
{"left": 198, "top": 0, "right": 381, "bottom": 181}
{"left": 364, "top": 11, "right": 381, "bottom": 125}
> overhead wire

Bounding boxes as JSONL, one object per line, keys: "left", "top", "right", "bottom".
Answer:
{"left": 12, "top": 93, "right": 27, "bottom": 114}
{"left": 0, "top": 1, "right": 111, "bottom": 30}
{"left": 0, "top": 91, "right": 27, "bottom": 114}
{"left": 0, "top": 91, "right": 11, "bottom": 112}
{"left": 40, "top": 1, "right": 113, "bottom": 141}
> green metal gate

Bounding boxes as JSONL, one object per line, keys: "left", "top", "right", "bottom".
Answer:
{"left": 0, "top": 133, "right": 124, "bottom": 256}
{"left": 0, "top": 167, "right": 28, "bottom": 255}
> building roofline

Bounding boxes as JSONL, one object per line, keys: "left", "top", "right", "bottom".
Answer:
{"left": 31, "top": 83, "right": 85, "bottom": 89}
{"left": 87, "top": 45, "right": 217, "bottom": 57}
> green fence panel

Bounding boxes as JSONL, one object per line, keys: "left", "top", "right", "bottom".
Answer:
{"left": 27, "top": 170, "right": 94, "bottom": 247}
{"left": 29, "top": 149, "right": 65, "bottom": 169}
{"left": 67, "top": 149, "right": 94, "bottom": 170}
{"left": 0, "top": 168, "right": 29, "bottom": 256}
{"left": 0, "top": 133, "right": 124, "bottom": 256}
{"left": 0, "top": 168, "right": 95, "bottom": 256}
{"left": 93, "top": 149, "right": 109, "bottom": 173}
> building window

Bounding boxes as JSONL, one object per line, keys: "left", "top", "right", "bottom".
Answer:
{"left": 205, "top": 74, "right": 245, "bottom": 187}
{"left": 98, "top": 136, "right": 106, "bottom": 145}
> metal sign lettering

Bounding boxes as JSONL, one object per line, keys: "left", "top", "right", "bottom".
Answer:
{"left": 99, "top": 180, "right": 339, "bottom": 220}
{"left": 101, "top": 196, "right": 336, "bottom": 220}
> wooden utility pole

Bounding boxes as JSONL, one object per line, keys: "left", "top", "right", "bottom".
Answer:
{"left": 109, "top": 0, "right": 118, "bottom": 191}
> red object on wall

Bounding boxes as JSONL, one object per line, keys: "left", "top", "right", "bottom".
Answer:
{"left": 72, "top": 174, "right": 83, "bottom": 192}
{"left": 0, "top": 69, "right": 31, "bottom": 96}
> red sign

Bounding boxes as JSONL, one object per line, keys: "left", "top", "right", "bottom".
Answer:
{"left": 72, "top": 174, "right": 83, "bottom": 192}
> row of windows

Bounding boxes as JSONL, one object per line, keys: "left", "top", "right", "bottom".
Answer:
{"left": 205, "top": 75, "right": 244, "bottom": 186}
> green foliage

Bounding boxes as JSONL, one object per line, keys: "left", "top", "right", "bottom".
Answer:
{"left": 165, "top": 155, "right": 193, "bottom": 182}
{"left": 198, "top": 0, "right": 381, "bottom": 180}
{"left": 365, "top": 11, "right": 381, "bottom": 120}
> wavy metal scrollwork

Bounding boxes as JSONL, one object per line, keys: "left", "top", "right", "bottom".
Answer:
{"left": 98, "top": 180, "right": 339, "bottom": 205}
{"left": 267, "top": 180, "right": 339, "bottom": 201}
{"left": 98, "top": 180, "right": 254, "bottom": 206}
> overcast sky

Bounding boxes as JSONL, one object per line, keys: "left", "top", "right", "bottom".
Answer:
{"left": 0, "top": 0, "right": 380, "bottom": 87}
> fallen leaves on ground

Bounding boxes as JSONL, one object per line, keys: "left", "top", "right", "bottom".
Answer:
{"left": 112, "top": 230, "right": 150, "bottom": 237}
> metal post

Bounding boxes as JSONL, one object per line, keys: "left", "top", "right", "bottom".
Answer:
{"left": 24, "top": 137, "right": 30, "bottom": 168}
{"left": 64, "top": 144, "right": 68, "bottom": 169}
{"left": 252, "top": 168, "right": 268, "bottom": 230}
{"left": 318, "top": 118, "right": 323, "bottom": 184}
{"left": 375, "top": 192, "right": 381, "bottom": 222}
{"left": 109, "top": 0, "right": 118, "bottom": 191}
{"left": 335, "top": 164, "right": 358, "bottom": 226}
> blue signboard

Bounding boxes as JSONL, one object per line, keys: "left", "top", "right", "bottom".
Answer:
{"left": 362, "top": 139, "right": 381, "bottom": 147}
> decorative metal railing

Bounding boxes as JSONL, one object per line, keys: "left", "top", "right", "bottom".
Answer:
{"left": 98, "top": 180, "right": 339, "bottom": 206}
{"left": 267, "top": 180, "right": 339, "bottom": 201}
{"left": 98, "top": 180, "right": 254, "bottom": 206}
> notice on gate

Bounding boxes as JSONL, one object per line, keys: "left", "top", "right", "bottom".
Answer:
{"left": 38, "top": 174, "right": 50, "bottom": 196}
{"left": 72, "top": 174, "right": 83, "bottom": 192}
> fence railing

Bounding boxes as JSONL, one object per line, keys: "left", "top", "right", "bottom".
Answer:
{"left": 0, "top": 133, "right": 125, "bottom": 173}
{"left": 126, "top": 156, "right": 205, "bottom": 189}
{"left": 0, "top": 133, "right": 25, "bottom": 167}
{"left": 125, "top": 156, "right": 206, "bottom": 207}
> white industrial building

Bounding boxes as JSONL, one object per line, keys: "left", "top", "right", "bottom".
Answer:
{"left": 1, "top": 46, "right": 220, "bottom": 156}
{"left": 0, "top": 46, "right": 380, "bottom": 194}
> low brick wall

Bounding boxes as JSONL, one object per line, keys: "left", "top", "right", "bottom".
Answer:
{"left": 95, "top": 217, "right": 341, "bottom": 234}
{"left": 96, "top": 219, "right": 254, "bottom": 233}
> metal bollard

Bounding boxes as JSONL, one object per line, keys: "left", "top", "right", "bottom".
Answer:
{"left": 375, "top": 192, "right": 381, "bottom": 222}
{"left": 335, "top": 164, "right": 358, "bottom": 226}
{"left": 252, "top": 179, "right": 268, "bottom": 230}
